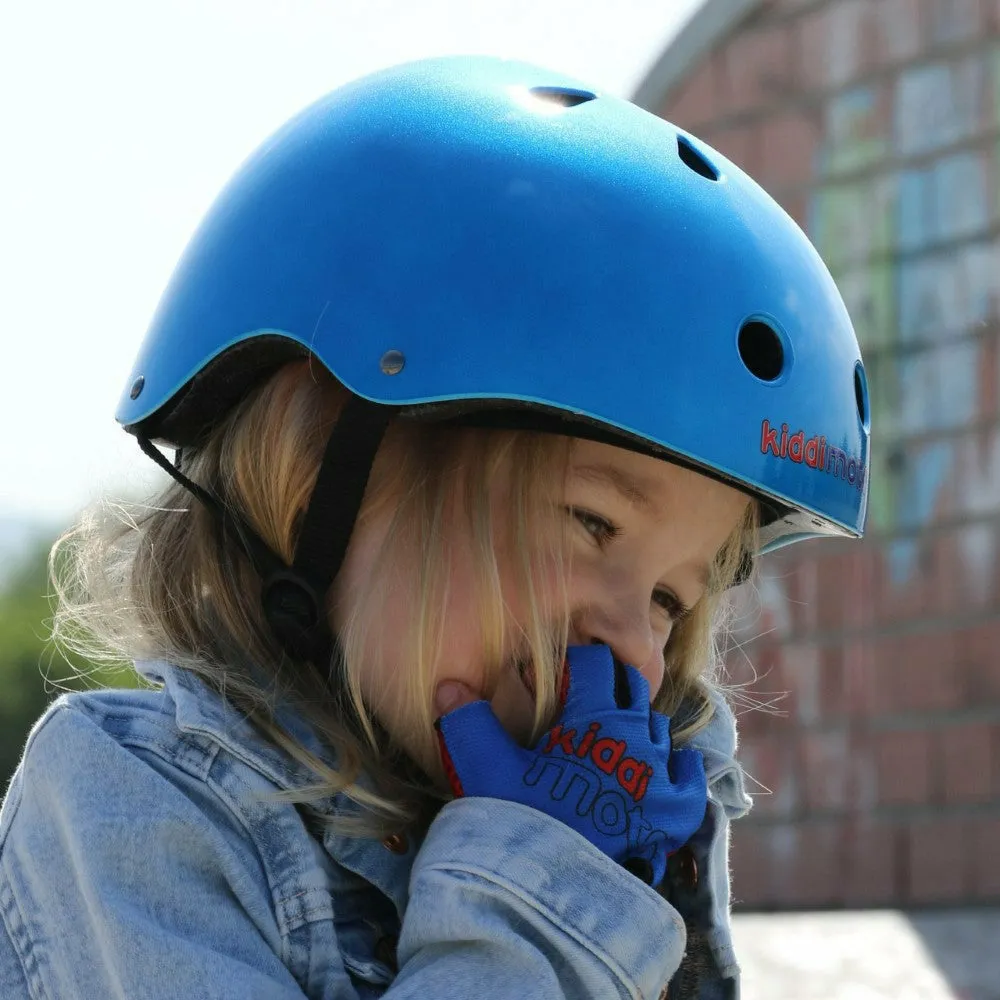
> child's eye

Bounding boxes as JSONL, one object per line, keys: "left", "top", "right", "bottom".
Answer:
{"left": 567, "top": 506, "right": 619, "bottom": 546}
{"left": 652, "top": 588, "right": 693, "bottom": 623}
{"left": 568, "top": 506, "right": 693, "bottom": 623}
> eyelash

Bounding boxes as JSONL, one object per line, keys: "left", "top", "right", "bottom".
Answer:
{"left": 567, "top": 506, "right": 694, "bottom": 623}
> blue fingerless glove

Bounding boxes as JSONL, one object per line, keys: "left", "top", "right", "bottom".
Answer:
{"left": 434, "top": 644, "right": 708, "bottom": 888}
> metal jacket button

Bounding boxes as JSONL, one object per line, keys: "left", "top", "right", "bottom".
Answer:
{"left": 381, "top": 832, "right": 409, "bottom": 854}
{"left": 677, "top": 847, "right": 698, "bottom": 889}
{"left": 671, "top": 846, "right": 698, "bottom": 889}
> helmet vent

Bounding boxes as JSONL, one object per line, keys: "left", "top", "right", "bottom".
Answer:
{"left": 529, "top": 86, "right": 597, "bottom": 108}
{"left": 854, "top": 361, "right": 869, "bottom": 428}
{"left": 677, "top": 136, "right": 719, "bottom": 181}
{"left": 738, "top": 321, "right": 785, "bottom": 382}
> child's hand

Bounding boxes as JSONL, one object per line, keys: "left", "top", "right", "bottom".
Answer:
{"left": 434, "top": 644, "right": 708, "bottom": 888}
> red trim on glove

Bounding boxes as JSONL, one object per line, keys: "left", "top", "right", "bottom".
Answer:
{"left": 435, "top": 723, "right": 466, "bottom": 797}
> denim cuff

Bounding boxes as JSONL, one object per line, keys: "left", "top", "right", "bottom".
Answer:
{"left": 406, "top": 797, "right": 686, "bottom": 998}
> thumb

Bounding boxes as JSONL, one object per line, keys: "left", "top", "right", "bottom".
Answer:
{"left": 434, "top": 680, "right": 479, "bottom": 718}
{"left": 435, "top": 700, "right": 525, "bottom": 797}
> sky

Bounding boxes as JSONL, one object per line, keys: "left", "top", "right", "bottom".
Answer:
{"left": 1, "top": 0, "right": 703, "bottom": 525}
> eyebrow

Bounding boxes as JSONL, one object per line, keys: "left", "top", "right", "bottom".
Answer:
{"left": 573, "top": 463, "right": 662, "bottom": 512}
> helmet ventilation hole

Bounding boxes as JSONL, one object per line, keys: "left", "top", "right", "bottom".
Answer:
{"left": 854, "top": 362, "right": 869, "bottom": 428}
{"left": 738, "top": 321, "right": 785, "bottom": 381}
{"left": 529, "top": 86, "right": 597, "bottom": 108}
{"left": 677, "top": 136, "right": 719, "bottom": 181}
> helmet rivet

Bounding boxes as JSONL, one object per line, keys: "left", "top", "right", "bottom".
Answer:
{"left": 380, "top": 350, "right": 405, "bottom": 375}
{"left": 129, "top": 376, "right": 145, "bottom": 400}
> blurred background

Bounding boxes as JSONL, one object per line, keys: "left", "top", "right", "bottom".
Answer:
{"left": 2, "top": 1, "right": 999, "bottom": 997}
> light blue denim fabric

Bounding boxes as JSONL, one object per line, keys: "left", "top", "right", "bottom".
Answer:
{"left": 0, "top": 661, "right": 751, "bottom": 999}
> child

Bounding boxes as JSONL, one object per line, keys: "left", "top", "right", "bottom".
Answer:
{"left": 0, "top": 56, "right": 868, "bottom": 999}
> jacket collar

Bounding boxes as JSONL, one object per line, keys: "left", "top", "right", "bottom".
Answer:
{"left": 687, "top": 687, "right": 753, "bottom": 821}
{"left": 136, "top": 659, "right": 416, "bottom": 913}
{"left": 137, "top": 658, "right": 325, "bottom": 791}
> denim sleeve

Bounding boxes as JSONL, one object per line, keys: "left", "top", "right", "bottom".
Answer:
{"left": 0, "top": 703, "right": 314, "bottom": 1000}
{"left": 394, "top": 798, "right": 686, "bottom": 999}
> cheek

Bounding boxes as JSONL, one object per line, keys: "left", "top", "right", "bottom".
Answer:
{"left": 638, "top": 650, "right": 667, "bottom": 703}
{"left": 439, "top": 538, "right": 491, "bottom": 664}
{"left": 379, "top": 531, "right": 492, "bottom": 716}
{"left": 329, "top": 533, "right": 380, "bottom": 635}
{"left": 565, "top": 551, "right": 643, "bottom": 619}
{"left": 564, "top": 551, "right": 603, "bottom": 599}
{"left": 492, "top": 523, "right": 566, "bottom": 625}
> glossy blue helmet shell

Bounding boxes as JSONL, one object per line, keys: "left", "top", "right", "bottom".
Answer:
{"left": 117, "top": 56, "right": 869, "bottom": 552}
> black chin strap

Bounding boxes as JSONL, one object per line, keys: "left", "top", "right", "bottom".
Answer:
{"left": 137, "top": 395, "right": 393, "bottom": 669}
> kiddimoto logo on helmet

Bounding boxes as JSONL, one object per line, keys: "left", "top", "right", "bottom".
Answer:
{"left": 760, "top": 419, "right": 866, "bottom": 491}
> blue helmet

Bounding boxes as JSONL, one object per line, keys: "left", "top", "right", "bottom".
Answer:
{"left": 118, "top": 56, "right": 868, "bottom": 661}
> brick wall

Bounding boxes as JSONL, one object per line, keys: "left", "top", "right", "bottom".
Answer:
{"left": 656, "top": 0, "right": 1000, "bottom": 908}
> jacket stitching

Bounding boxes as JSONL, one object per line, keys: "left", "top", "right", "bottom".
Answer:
{"left": 420, "top": 860, "right": 684, "bottom": 1000}
{"left": 0, "top": 854, "right": 48, "bottom": 999}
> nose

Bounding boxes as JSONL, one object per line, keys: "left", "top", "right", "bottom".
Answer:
{"left": 570, "top": 595, "right": 665, "bottom": 699}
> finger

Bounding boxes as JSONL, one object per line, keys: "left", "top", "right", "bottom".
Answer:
{"left": 437, "top": 698, "right": 509, "bottom": 746}
{"left": 434, "top": 680, "right": 479, "bottom": 718}
{"left": 667, "top": 747, "right": 706, "bottom": 789}
{"left": 561, "top": 644, "right": 619, "bottom": 714}
{"left": 624, "top": 665, "right": 650, "bottom": 710}
{"left": 435, "top": 700, "right": 522, "bottom": 796}
{"left": 648, "top": 708, "right": 671, "bottom": 747}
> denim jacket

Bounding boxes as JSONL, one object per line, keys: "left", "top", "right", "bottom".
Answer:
{"left": 0, "top": 661, "right": 752, "bottom": 999}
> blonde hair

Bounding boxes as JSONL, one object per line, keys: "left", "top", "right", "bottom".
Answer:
{"left": 51, "top": 360, "right": 757, "bottom": 835}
